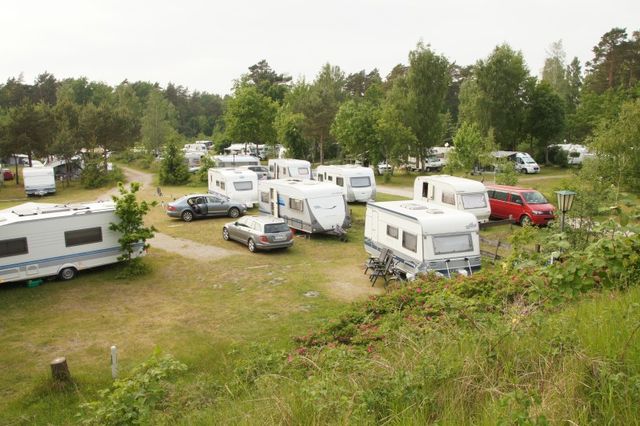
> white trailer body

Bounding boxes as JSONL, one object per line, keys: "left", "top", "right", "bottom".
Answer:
{"left": 267, "top": 159, "right": 311, "bottom": 180}
{"left": 413, "top": 175, "right": 490, "bottom": 223}
{"left": 213, "top": 155, "right": 260, "bottom": 168}
{"left": 364, "top": 200, "right": 481, "bottom": 278}
{"left": 23, "top": 167, "right": 56, "bottom": 196}
{"left": 552, "top": 144, "right": 595, "bottom": 165}
{"left": 208, "top": 168, "right": 259, "bottom": 207}
{"left": 316, "top": 165, "right": 376, "bottom": 202}
{"left": 258, "top": 179, "right": 350, "bottom": 235}
{"left": 0, "top": 202, "right": 145, "bottom": 284}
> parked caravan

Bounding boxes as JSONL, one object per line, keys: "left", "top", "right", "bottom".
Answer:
{"left": 413, "top": 175, "right": 490, "bottom": 223}
{"left": 316, "top": 165, "right": 376, "bottom": 202}
{"left": 208, "top": 168, "right": 259, "bottom": 207}
{"left": 258, "top": 179, "right": 350, "bottom": 236}
{"left": 183, "top": 143, "right": 209, "bottom": 153}
{"left": 267, "top": 159, "right": 311, "bottom": 180}
{"left": 551, "top": 144, "right": 594, "bottom": 165}
{"left": 0, "top": 202, "right": 145, "bottom": 284}
{"left": 213, "top": 155, "right": 260, "bottom": 168}
{"left": 23, "top": 167, "right": 56, "bottom": 196}
{"left": 364, "top": 200, "right": 481, "bottom": 278}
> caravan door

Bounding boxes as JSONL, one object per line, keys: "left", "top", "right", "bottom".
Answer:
{"left": 270, "top": 188, "right": 279, "bottom": 217}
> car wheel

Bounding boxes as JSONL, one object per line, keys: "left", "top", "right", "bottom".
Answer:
{"left": 520, "top": 215, "right": 532, "bottom": 226}
{"left": 59, "top": 267, "right": 77, "bottom": 281}
{"left": 519, "top": 168, "right": 527, "bottom": 174}
{"left": 228, "top": 207, "right": 240, "bottom": 218}
{"left": 222, "top": 228, "right": 230, "bottom": 241}
{"left": 181, "top": 210, "right": 194, "bottom": 222}
{"left": 247, "top": 239, "right": 256, "bottom": 253}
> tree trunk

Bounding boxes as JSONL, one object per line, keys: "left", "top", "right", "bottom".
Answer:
{"left": 319, "top": 133, "right": 324, "bottom": 165}
{"left": 14, "top": 155, "right": 19, "bottom": 185}
{"left": 50, "top": 357, "right": 71, "bottom": 382}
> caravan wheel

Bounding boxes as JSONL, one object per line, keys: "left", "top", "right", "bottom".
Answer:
{"left": 59, "top": 267, "right": 77, "bottom": 281}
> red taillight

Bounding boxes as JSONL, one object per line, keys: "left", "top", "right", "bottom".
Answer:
{"left": 259, "top": 236, "right": 269, "bottom": 243}
{"left": 167, "top": 205, "right": 176, "bottom": 211}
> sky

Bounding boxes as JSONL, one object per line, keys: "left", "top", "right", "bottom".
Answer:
{"left": 1, "top": 0, "right": 638, "bottom": 96}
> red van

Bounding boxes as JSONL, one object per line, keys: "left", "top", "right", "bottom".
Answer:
{"left": 485, "top": 184, "right": 556, "bottom": 226}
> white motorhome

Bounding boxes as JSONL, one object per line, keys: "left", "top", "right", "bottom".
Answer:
{"left": 258, "top": 179, "right": 350, "bottom": 236}
{"left": 493, "top": 151, "right": 540, "bottom": 174}
{"left": 213, "top": 155, "right": 260, "bottom": 168}
{"left": 208, "top": 168, "right": 259, "bottom": 207}
{"left": 364, "top": 200, "right": 481, "bottom": 278}
{"left": 413, "top": 175, "right": 490, "bottom": 223}
{"left": 267, "top": 159, "right": 311, "bottom": 180}
{"left": 552, "top": 144, "right": 594, "bottom": 165}
{"left": 183, "top": 143, "right": 209, "bottom": 153}
{"left": 23, "top": 167, "right": 56, "bottom": 196}
{"left": 316, "top": 165, "right": 376, "bottom": 202}
{"left": 0, "top": 202, "right": 145, "bottom": 284}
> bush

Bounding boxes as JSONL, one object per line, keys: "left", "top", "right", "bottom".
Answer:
{"left": 78, "top": 351, "right": 187, "bottom": 425}
{"left": 548, "top": 145, "right": 569, "bottom": 167}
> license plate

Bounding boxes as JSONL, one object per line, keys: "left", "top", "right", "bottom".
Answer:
{"left": 273, "top": 235, "right": 286, "bottom": 241}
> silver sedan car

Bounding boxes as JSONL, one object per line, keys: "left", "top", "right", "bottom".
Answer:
{"left": 222, "top": 216, "right": 293, "bottom": 252}
{"left": 166, "top": 193, "right": 247, "bottom": 222}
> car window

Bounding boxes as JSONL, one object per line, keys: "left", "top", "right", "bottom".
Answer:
{"left": 491, "top": 191, "right": 508, "bottom": 201}
{"left": 206, "top": 196, "right": 217, "bottom": 203}
{"left": 265, "top": 222, "right": 289, "bottom": 233}
{"left": 522, "top": 191, "right": 548, "bottom": 204}
{"left": 510, "top": 194, "right": 524, "bottom": 205}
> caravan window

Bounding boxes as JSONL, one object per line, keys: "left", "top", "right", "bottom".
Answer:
{"left": 289, "top": 198, "right": 304, "bottom": 211}
{"left": 386, "top": 225, "right": 398, "bottom": 239}
{"left": 442, "top": 192, "right": 455, "bottom": 205}
{"left": 350, "top": 176, "right": 370, "bottom": 188}
{"left": 461, "top": 193, "right": 487, "bottom": 209}
{"left": 422, "top": 182, "right": 429, "bottom": 198}
{"left": 220, "top": 181, "right": 226, "bottom": 190}
{"left": 336, "top": 177, "right": 344, "bottom": 187}
{"left": 233, "top": 181, "right": 253, "bottom": 191}
{"left": 298, "top": 167, "right": 309, "bottom": 176}
{"left": 0, "top": 237, "right": 28, "bottom": 258}
{"left": 432, "top": 234, "right": 473, "bottom": 255}
{"left": 402, "top": 231, "right": 417, "bottom": 252}
{"left": 317, "top": 174, "right": 323, "bottom": 182}
{"left": 260, "top": 192, "right": 269, "bottom": 203}
{"left": 65, "top": 227, "right": 103, "bottom": 247}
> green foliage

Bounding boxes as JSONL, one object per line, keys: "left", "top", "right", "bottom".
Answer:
{"left": 141, "top": 90, "right": 177, "bottom": 156}
{"left": 446, "top": 121, "right": 495, "bottom": 173}
{"left": 547, "top": 145, "right": 569, "bottom": 167}
{"left": 193, "top": 154, "right": 214, "bottom": 184}
{"left": 494, "top": 157, "right": 519, "bottom": 185}
{"left": 159, "top": 138, "right": 190, "bottom": 185}
{"left": 223, "top": 84, "right": 278, "bottom": 145}
{"left": 275, "top": 106, "right": 310, "bottom": 159}
{"left": 525, "top": 81, "right": 565, "bottom": 150}
{"left": 109, "top": 182, "right": 156, "bottom": 263}
{"left": 239, "top": 60, "right": 292, "bottom": 103}
{"left": 78, "top": 351, "right": 187, "bottom": 425}
{"left": 80, "top": 158, "right": 124, "bottom": 189}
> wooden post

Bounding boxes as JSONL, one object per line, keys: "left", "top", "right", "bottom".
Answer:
{"left": 50, "top": 357, "right": 71, "bottom": 382}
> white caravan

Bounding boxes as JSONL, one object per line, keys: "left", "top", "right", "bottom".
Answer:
{"left": 316, "top": 165, "right": 376, "bottom": 202}
{"left": 183, "top": 143, "right": 209, "bottom": 153}
{"left": 493, "top": 151, "right": 540, "bottom": 174}
{"left": 413, "top": 175, "right": 490, "bottom": 223}
{"left": 258, "top": 179, "right": 350, "bottom": 236}
{"left": 213, "top": 155, "right": 260, "bottom": 168}
{"left": 208, "top": 168, "right": 259, "bottom": 207}
{"left": 0, "top": 202, "right": 145, "bottom": 284}
{"left": 552, "top": 144, "right": 595, "bottom": 165}
{"left": 267, "top": 159, "right": 311, "bottom": 180}
{"left": 23, "top": 167, "right": 56, "bottom": 196}
{"left": 364, "top": 200, "right": 481, "bottom": 278}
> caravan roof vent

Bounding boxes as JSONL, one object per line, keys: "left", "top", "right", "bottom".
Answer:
{"left": 401, "top": 203, "right": 429, "bottom": 210}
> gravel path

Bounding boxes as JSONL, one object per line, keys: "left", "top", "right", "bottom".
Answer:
{"left": 103, "top": 167, "right": 237, "bottom": 262}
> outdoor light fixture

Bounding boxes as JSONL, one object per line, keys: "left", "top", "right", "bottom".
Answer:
{"left": 555, "top": 190, "right": 576, "bottom": 232}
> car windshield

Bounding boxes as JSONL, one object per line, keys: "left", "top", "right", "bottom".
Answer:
{"left": 350, "top": 176, "right": 371, "bottom": 188}
{"left": 522, "top": 191, "right": 547, "bottom": 204}
{"left": 264, "top": 223, "right": 290, "bottom": 233}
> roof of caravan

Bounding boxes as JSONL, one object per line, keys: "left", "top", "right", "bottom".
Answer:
{"left": 368, "top": 200, "right": 479, "bottom": 233}
{"left": 213, "top": 155, "right": 260, "bottom": 162}
{"left": 268, "top": 159, "right": 310, "bottom": 165}
{"left": 317, "top": 164, "right": 374, "bottom": 175}
{"left": 0, "top": 201, "right": 115, "bottom": 227}
{"left": 208, "top": 168, "right": 258, "bottom": 179}
{"left": 259, "top": 179, "right": 344, "bottom": 197}
{"left": 416, "top": 175, "right": 486, "bottom": 192}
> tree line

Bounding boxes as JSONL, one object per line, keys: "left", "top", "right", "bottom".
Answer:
{"left": 0, "top": 27, "right": 638, "bottom": 189}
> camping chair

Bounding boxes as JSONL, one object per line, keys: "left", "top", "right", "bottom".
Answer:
{"left": 364, "top": 248, "right": 390, "bottom": 274}
{"left": 370, "top": 252, "right": 395, "bottom": 286}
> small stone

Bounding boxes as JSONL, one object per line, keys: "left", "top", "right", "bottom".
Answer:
{"left": 303, "top": 291, "right": 320, "bottom": 298}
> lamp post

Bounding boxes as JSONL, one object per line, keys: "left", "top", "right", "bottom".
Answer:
{"left": 555, "top": 190, "right": 576, "bottom": 232}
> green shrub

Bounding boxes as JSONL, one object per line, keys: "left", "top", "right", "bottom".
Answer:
{"left": 78, "top": 352, "right": 187, "bottom": 425}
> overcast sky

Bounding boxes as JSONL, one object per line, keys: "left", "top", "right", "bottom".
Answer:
{"left": 1, "top": 0, "right": 638, "bottom": 96}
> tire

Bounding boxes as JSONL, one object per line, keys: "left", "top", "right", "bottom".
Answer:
{"left": 228, "top": 207, "right": 240, "bottom": 218}
{"left": 222, "top": 228, "right": 230, "bottom": 241}
{"left": 520, "top": 215, "right": 532, "bottom": 226}
{"left": 181, "top": 210, "right": 194, "bottom": 222}
{"left": 519, "top": 168, "right": 527, "bottom": 174}
{"left": 59, "top": 267, "right": 76, "bottom": 281}
{"left": 247, "top": 239, "right": 256, "bottom": 253}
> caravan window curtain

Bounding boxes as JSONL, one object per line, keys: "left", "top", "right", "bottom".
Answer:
{"left": 65, "top": 227, "right": 103, "bottom": 247}
{"left": 0, "top": 237, "right": 28, "bottom": 258}
{"left": 461, "top": 193, "right": 487, "bottom": 209}
{"left": 432, "top": 234, "right": 473, "bottom": 255}
{"left": 233, "top": 181, "right": 253, "bottom": 191}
